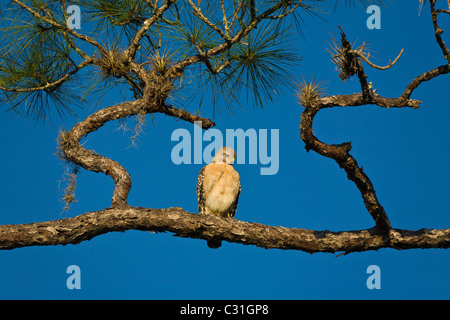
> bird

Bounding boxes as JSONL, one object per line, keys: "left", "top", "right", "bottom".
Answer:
{"left": 197, "top": 147, "right": 241, "bottom": 249}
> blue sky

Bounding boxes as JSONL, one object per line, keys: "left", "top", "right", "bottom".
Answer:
{"left": 0, "top": 1, "right": 449, "bottom": 299}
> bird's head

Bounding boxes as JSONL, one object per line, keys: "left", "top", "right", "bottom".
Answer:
{"left": 212, "top": 147, "right": 237, "bottom": 165}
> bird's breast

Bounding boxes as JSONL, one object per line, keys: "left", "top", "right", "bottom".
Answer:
{"left": 202, "top": 163, "right": 240, "bottom": 213}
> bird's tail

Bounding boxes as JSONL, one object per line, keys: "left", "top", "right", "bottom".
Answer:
{"left": 207, "top": 240, "right": 222, "bottom": 249}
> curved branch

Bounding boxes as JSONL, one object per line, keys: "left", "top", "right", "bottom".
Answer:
{"left": 399, "top": 0, "right": 450, "bottom": 100}
{"left": 354, "top": 48, "right": 404, "bottom": 70}
{"left": 297, "top": 92, "right": 426, "bottom": 231}
{"left": 0, "top": 206, "right": 448, "bottom": 252}
{"left": 60, "top": 100, "right": 146, "bottom": 208}
{"left": 60, "top": 98, "right": 215, "bottom": 209}
{"left": 59, "top": 70, "right": 215, "bottom": 209}
{"left": 400, "top": 63, "right": 450, "bottom": 101}
{"left": 300, "top": 20, "right": 449, "bottom": 233}
{"left": 300, "top": 98, "right": 392, "bottom": 232}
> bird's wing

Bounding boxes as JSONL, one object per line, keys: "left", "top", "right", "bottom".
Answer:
{"left": 227, "top": 184, "right": 241, "bottom": 218}
{"left": 197, "top": 165, "right": 207, "bottom": 215}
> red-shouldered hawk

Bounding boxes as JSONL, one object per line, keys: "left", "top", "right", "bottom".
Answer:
{"left": 197, "top": 147, "right": 241, "bottom": 249}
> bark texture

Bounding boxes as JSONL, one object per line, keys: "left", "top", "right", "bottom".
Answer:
{"left": 1, "top": 207, "right": 449, "bottom": 253}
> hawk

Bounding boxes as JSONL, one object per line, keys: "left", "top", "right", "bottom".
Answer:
{"left": 197, "top": 147, "right": 241, "bottom": 249}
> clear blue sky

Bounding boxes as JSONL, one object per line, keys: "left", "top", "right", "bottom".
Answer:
{"left": 0, "top": 1, "right": 449, "bottom": 299}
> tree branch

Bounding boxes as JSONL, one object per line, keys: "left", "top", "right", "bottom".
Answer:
{"left": 300, "top": 98, "right": 392, "bottom": 232}
{"left": 59, "top": 98, "right": 215, "bottom": 208}
{"left": 59, "top": 100, "right": 144, "bottom": 209}
{"left": 186, "top": 0, "right": 228, "bottom": 40}
{"left": 11, "top": 0, "right": 106, "bottom": 55}
{"left": 166, "top": 0, "right": 304, "bottom": 78}
{"left": 156, "top": 105, "right": 216, "bottom": 129}
{"left": 354, "top": 47, "right": 404, "bottom": 71}
{"left": 264, "top": 1, "right": 304, "bottom": 20}
{"left": 400, "top": 63, "right": 450, "bottom": 101}
{"left": 0, "top": 58, "right": 94, "bottom": 92}
{"left": 430, "top": 0, "right": 450, "bottom": 62}
{"left": 0, "top": 206, "right": 448, "bottom": 252}
{"left": 126, "top": 0, "right": 175, "bottom": 60}
{"left": 299, "top": 21, "right": 449, "bottom": 232}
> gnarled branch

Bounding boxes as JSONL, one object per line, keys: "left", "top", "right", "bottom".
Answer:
{"left": 300, "top": 99, "right": 392, "bottom": 232}
{"left": 59, "top": 97, "right": 215, "bottom": 208}
{"left": 299, "top": 22, "right": 449, "bottom": 232}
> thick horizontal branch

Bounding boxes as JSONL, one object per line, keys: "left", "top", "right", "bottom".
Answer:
{"left": 0, "top": 206, "right": 448, "bottom": 253}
